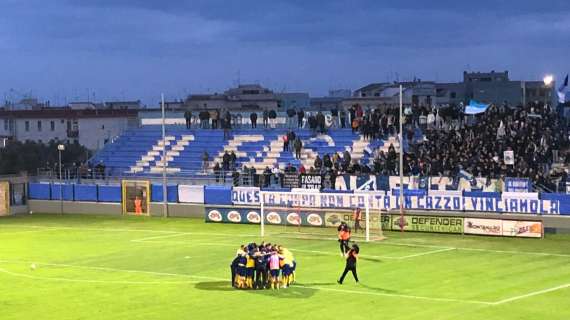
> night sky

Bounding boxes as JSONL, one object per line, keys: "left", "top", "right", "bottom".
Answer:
{"left": 2, "top": 0, "right": 569, "bottom": 105}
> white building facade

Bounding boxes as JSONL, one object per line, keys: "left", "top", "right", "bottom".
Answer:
{"left": 0, "top": 109, "right": 139, "bottom": 150}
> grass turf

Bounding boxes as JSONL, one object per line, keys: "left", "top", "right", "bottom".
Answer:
{"left": 0, "top": 214, "right": 569, "bottom": 320}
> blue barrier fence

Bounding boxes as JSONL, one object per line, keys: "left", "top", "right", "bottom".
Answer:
{"left": 26, "top": 182, "right": 570, "bottom": 216}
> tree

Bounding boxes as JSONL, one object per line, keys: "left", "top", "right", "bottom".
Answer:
{"left": 0, "top": 140, "right": 91, "bottom": 175}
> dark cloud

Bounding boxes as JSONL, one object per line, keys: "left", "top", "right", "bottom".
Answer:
{"left": 0, "top": 1, "right": 569, "bottom": 104}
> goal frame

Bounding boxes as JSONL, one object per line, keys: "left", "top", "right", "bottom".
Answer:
{"left": 260, "top": 190, "right": 374, "bottom": 242}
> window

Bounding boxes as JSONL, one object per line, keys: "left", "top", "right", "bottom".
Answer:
{"left": 25, "top": 121, "right": 29, "bottom": 132}
{"left": 37, "top": 121, "right": 42, "bottom": 132}
{"left": 51, "top": 121, "right": 55, "bottom": 131}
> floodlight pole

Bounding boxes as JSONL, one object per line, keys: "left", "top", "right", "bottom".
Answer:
{"left": 365, "top": 194, "right": 370, "bottom": 242}
{"left": 260, "top": 191, "right": 265, "bottom": 238}
{"left": 58, "top": 144, "right": 65, "bottom": 215}
{"left": 399, "top": 85, "right": 404, "bottom": 232}
{"left": 161, "top": 94, "right": 168, "bottom": 218}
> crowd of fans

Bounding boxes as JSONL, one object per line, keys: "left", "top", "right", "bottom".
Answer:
{"left": 184, "top": 106, "right": 386, "bottom": 134}
{"left": 406, "top": 102, "right": 569, "bottom": 190}
{"left": 197, "top": 101, "right": 568, "bottom": 191}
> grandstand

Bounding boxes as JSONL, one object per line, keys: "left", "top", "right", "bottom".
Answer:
{"left": 90, "top": 126, "right": 396, "bottom": 176}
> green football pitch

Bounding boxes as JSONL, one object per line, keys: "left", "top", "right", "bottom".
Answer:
{"left": 1, "top": 214, "right": 569, "bottom": 320}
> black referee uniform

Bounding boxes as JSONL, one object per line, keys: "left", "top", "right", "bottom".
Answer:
{"left": 337, "top": 246, "right": 359, "bottom": 284}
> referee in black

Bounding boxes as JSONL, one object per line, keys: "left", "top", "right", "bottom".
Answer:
{"left": 337, "top": 244, "right": 359, "bottom": 284}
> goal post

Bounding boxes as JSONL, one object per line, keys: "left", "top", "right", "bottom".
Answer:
{"left": 259, "top": 190, "right": 385, "bottom": 242}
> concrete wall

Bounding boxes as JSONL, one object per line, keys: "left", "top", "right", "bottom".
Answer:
{"left": 29, "top": 200, "right": 122, "bottom": 215}
{"left": 149, "top": 203, "right": 204, "bottom": 218}
{"left": 29, "top": 200, "right": 204, "bottom": 218}
{"left": 78, "top": 117, "right": 131, "bottom": 150}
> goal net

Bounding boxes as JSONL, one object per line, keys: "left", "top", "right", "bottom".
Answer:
{"left": 259, "top": 190, "right": 386, "bottom": 242}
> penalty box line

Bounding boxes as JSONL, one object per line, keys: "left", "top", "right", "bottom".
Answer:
{"left": 0, "top": 259, "right": 492, "bottom": 305}
{"left": 491, "top": 282, "right": 570, "bottom": 305}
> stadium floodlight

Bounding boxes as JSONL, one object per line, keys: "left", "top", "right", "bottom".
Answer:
{"left": 543, "top": 75, "right": 554, "bottom": 107}
{"left": 543, "top": 75, "right": 554, "bottom": 87}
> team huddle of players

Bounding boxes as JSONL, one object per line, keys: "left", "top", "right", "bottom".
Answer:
{"left": 231, "top": 242, "right": 296, "bottom": 290}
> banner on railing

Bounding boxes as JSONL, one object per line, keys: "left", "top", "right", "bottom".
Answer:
{"left": 231, "top": 187, "right": 260, "bottom": 205}
{"left": 258, "top": 190, "right": 561, "bottom": 215}
{"left": 178, "top": 185, "right": 205, "bottom": 204}
{"left": 334, "top": 175, "right": 499, "bottom": 192}
{"left": 282, "top": 173, "right": 300, "bottom": 188}
{"left": 300, "top": 174, "right": 323, "bottom": 189}
{"left": 504, "top": 178, "right": 531, "bottom": 193}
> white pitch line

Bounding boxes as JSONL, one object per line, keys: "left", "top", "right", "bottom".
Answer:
{"left": 454, "top": 247, "right": 570, "bottom": 258}
{"left": 0, "top": 259, "right": 491, "bottom": 305}
{"left": 492, "top": 283, "right": 570, "bottom": 305}
{"left": 396, "top": 248, "right": 455, "bottom": 259}
{"left": 0, "top": 228, "right": 61, "bottom": 236}
{"left": 4, "top": 224, "right": 570, "bottom": 258}
{"left": 295, "top": 284, "right": 493, "bottom": 305}
{"left": 0, "top": 268, "right": 196, "bottom": 285}
{"left": 132, "top": 233, "right": 189, "bottom": 242}
{"left": 0, "top": 260, "right": 224, "bottom": 282}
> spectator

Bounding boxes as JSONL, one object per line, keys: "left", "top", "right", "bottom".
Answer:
{"left": 340, "top": 109, "right": 347, "bottom": 128}
{"left": 230, "top": 151, "right": 237, "bottom": 170}
{"left": 212, "top": 109, "right": 219, "bottom": 129}
{"left": 323, "top": 154, "right": 333, "bottom": 169}
{"left": 293, "top": 137, "right": 303, "bottom": 160}
{"left": 202, "top": 151, "right": 209, "bottom": 174}
{"left": 299, "top": 164, "right": 306, "bottom": 174}
{"left": 268, "top": 110, "right": 277, "bottom": 128}
{"left": 314, "top": 155, "right": 323, "bottom": 170}
{"left": 308, "top": 113, "right": 317, "bottom": 133}
{"left": 250, "top": 112, "right": 258, "bottom": 128}
{"left": 263, "top": 109, "right": 269, "bottom": 128}
{"left": 316, "top": 111, "right": 326, "bottom": 134}
{"left": 427, "top": 109, "right": 435, "bottom": 130}
{"left": 184, "top": 110, "right": 192, "bottom": 129}
{"left": 223, "top": 111, "right": 231, "bottom": 140}
{"left": 283, "top": 133, "right": 289, "bottom": 152}
{"left": 287, "top": 131, "right": 296, "bottom": 146}
{"left": 262, "top": 166, "right": 272, "bottom": 187}
{"left": 285, "top": 163, "right": 296, "bottom": 173}
{"left": 287, "top": 108, "right": 296, "bottom": 128}
{"left": 297, "top": 109, "right": 305, "bottom": 128}
{"left": 271, "top": 163, "right": 281, "bottom": 185}
{"left": 351, "top": 117, "right": 359, "bottom": 133}
{"left": 331, "top": 107, "right": 339, "bottom": 128}
{"left": 199, "top": 110, "right": 210, "bottom": 129}
{"left": 213, "top": 162, "right": 221, "bottom": 183}
{"left": 349, "top": 105, "right": 356, "bottom": 126}
{"left": 222, "top": 151, "right": 231, "bottom": 171}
